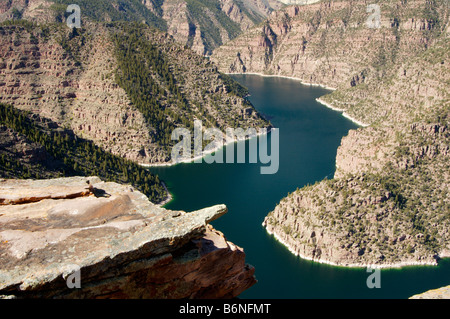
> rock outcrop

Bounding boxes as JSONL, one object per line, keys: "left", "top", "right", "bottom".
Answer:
{"left": 409, "top": 285, "right": 450, "bottom": 299}
{"left": 262, "top": 170, "right": 449, "bottom": 267}
{"left": 0, "top": 177, "right": 256, "bottom": 299}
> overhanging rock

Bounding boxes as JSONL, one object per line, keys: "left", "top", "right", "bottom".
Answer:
{"left": 0, "top": 177, "right": 256, "bottom": 299}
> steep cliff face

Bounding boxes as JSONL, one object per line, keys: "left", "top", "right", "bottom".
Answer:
{"left": 0, "top": 23, "right": 161, "bottom": 164}
{"left": 215, "top": 0, "right": 450, "bottom": 267}
{"left": 158, "top": 0, "right": 283, "bottom": 55}
{"left": 0, "top": 177, "right": 256, "bottom": 299}
{"left": 0, "top": 0, "right": 285, "bottom": 55}
{"left": 213, "top": 0, "right": 448, "bottom": 110}
{"left": 0, "top": 21, "right": 270, "bottom": 165}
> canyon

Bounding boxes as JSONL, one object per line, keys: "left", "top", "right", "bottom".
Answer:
{"left": 212, "top": 0, "right": 449, "bottom": 267}
{"left": 0, "top": 21, "right": 270, "bottom": 166}
{"left": 0, "top": 0, "right": 270, "bottom": 299}
{"left": 0, "top": 0, "right": 448, "bottom": 299}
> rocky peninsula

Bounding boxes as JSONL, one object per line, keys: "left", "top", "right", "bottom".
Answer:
{"left": 213, "top": 0, "right": 450, "bottom": 267}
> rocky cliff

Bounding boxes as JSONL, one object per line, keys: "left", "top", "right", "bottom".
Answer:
{"left": 158, "top": 0, "right": 283, "bottom": 55}
{"left": 0, "top": 177, "right": 256, "bottom": 299}
{"left": 213, "top": 0, "right": 450, "bottom": 267}
{"left": 0, "top": 21, "right": 159, "bottom": 164}
{"left": 212, "top": 0, "right": 448, "bottom": 116}
{"left": 0, "top": 0, "right": 285, "bottom": 55}
{"left": 0, "top": 20, "right": 270, "bottom": 166}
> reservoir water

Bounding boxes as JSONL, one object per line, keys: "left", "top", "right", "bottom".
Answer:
{"left": 150, "top": 74, "right": 450, "bottom": 299}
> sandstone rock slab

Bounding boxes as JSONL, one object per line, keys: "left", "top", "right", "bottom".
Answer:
{"left": 0, "top": 177, "right": 256, "bottom": 299}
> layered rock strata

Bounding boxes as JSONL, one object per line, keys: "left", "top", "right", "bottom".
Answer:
{"left": 0, "top": 22, "right": 269, "bottom": 165}
{"left": 212, "top": 0, "right": 449, "bottom": 125}
{"left": 214, "top": 0, "right": 450, "bottom": 267}
{"left": 0, "top": 177, "right": 256, "bottom": 299}
{"left": 0, "top": 0, "right": 284, "bottom": 55}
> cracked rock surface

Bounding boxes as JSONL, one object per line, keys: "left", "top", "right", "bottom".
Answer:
{"left": 0, "top": 176, "right": 256, "bottom": 299}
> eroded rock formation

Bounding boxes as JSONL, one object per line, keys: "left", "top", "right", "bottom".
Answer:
{"left": 0, "top": 0, "right": 285, "bottom": 55}
{"left": 0, "top": 22, "right": 269, "bottom": 165}
{"left": 0, "top": 177, "right": 256, "bottom": 299}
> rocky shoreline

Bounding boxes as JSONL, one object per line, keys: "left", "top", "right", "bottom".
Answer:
{"left": 263, "top": 222, "right": 442, "bottom": 269}
{"left": 143, "top": 127, "right": 273, "bottom": 207}
{"left": 214, "top": 0, "right": 449, "bottom": 270}
{"left": 223, "top": 73, "right": 369, "bottom": 127}
{"left": 315, "top": 98, "right": 369, "bottom": 128}
{"left": 156, "top": 181, "right": 173, "bottom": 207}
{"left": 140, "top": 127, "right": 272, "bottom": 168}
{"left": 225, "top": 72, "right": 337, "bottom": 90}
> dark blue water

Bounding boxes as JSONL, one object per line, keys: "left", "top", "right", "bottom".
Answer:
{"left": 150, "top": 74, "right": 450, "bottom": 299}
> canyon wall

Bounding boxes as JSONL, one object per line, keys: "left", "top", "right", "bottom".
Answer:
{"left": 0, "top": 0, "right": 285, "bottom": 55}
{"left": 212, "top": 0, "right": 448, "bottom": 125}
{"left": 213, "top": 0, "right": 450, "bottom": 267}
{"left": 0, "top": 22, "right": 269, "bottom": 165}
